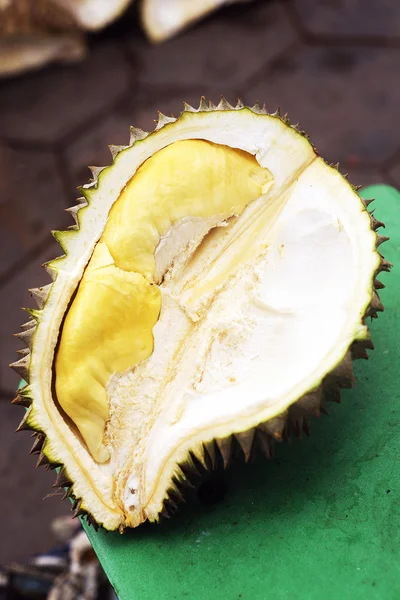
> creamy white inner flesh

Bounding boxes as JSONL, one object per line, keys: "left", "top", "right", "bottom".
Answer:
{"left": 106, "top": 160, "right": 365, "bottom": 526}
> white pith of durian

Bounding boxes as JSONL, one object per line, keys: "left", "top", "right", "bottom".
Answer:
{"left": 12, "top": 99, "right": 387, "bottom": 531}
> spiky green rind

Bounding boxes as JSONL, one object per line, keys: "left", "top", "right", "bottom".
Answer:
{"left": 11, "top": 97, "right": 391, "bottom": 529}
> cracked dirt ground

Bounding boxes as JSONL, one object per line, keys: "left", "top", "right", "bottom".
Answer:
{"left": 1, "top": 0, "right": 399, "bottom": 563}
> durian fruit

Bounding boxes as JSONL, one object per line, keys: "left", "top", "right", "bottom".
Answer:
{"left": 54, "top": 0, "right": 133, "bottom": 31}
{"left": 140, "top": 0, "right": 254, "bottom": 43}
{"left": 0, "top": 0, "right": 132, "bottom": 32}
{"left": 0, "top": 34, "right": 85, "bottom": 77}
{"left": 0, "top": 0, "right": 132, "bottom": 76}
{"left": 0, "top": 0, "right": 83, "bottom": 76}
{"left": 0, "top": 0, "right": 255, "bottom": 76}
{"left": 12, "top": 98, "right": 390, "bottom": 531}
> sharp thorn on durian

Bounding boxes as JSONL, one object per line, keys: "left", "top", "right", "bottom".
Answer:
{"left": 168, "top": 486, "right": 184, "bottom": 505}
{"left": 20, "top": 319, "right": 36, "bottom": 331}
{"left": 260, "top": 415, "right": 287, "bottom": 441}
{"left": 371, "top": 216, "right": 385, "bottom": 230}
{"left": 252, "top": 101, "right": 265, "bottom": 114}
{"left": 179, "top": 477, "right": 195, "bottom": 491}
{"left": 376, "top": 235, "right": 390, "bottom": 247}
{"left": 179, "top": 462, "right": 200, "bottom": 481}
{"left": 291, "top": 418, "right": 303, "bottom": 440}
{"left": 10, "top": 354, "right": 30, "bottom": 381}
{"left": 217, "top": 97, "right": 233, "bottom": 111}
{"left": 183, "top": 101, "right": 196, "bottom": 113}
{"left": 29, "top": 285, "right": 52, "bottom": 310}
{"left": 36, "top": 451, "right": 51, "bottom": 468}
{"left": 363, "top": 198, "right": 375, "bottom": 208}
{"left": 30, "top": 433, "right": 45, "bottom": 455}
{"left": 160, "top": 507, "right": 171, "bottom": 520}
{"left": 53, "top": 468, "right": 73, "bottom": 489}
{"left": 155, "top": 112, "right": 176, "bottom": 130}
{"left": 370, "top": 291, "right": 384, "bottom": 313}
{"left": 198, "top": 96, "right": 209, "bottom": 112}
{"left": 256, "top": 430, "right": 274, "bottom": 459}
{"left": 73, "top": 507, "right": 87, "bottom": 520}
{"left": 320, "top": 404, "right": 329, "bottom": 416}
{"left": 43, "top": 261, "right": 58, "bottom": 281}
{"left": 351, "top": 341, "right": 369, "bottom": 360}
{"left": 170, "top": 478, "right": 185, "bottom": 499}
{"left": 296, "top": 390, "right": 322, "bottom": 416}
{"left": 164, "top": 496, "right": 178, "bottom": 513}
{"left": 377, "top": 257, "right": 392, "bottom": 273}
{"left": 330, "top": 352, "right": 355, "bottom": 388}
{"left": 61, "top": 488, "right": 73, "bottom": 501}
{"left": 15, "top": 409, "right": 33, "bottom": 433}
{"left": 65, "top": 204, "right": 86, "bottom": 228}
{"left": 89, "top": 165, "right": 106, "bottom": 182}
{"left": 302, "top": 418, "right": 311, "bottom": 437}
{"left": 189, "top": 447, "right": 207, "bottom": 471}
{"left": 216, "top": 436, "right": 233, "bottom": 469}
{"left": 86, "top": 514, "right": 100, "bottom": 531}
{"left": 12, "top": 394, "right": 31, "bottom": 408}
{"left": 129, "top": 126, "right": 149, "bottom": 144}
{"left": 108, "top": 144, "right": 127, "bottom": 160}
{"left": 203, "top": 442, "right": 217, "bottom": 470}
{"left": 323, "top": 385, "right": 341, "bottom": 404}
{"left": 235, "top": 430, "right": 255, "bottom": 462}
{"left": 71, "top": 497, "right": 81, "bottom": 511}
{"left": 47, "top": 461, "right": 62, "bottom": 471}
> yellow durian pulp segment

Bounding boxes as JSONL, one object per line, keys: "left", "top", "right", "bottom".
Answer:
{"left": 102, "top": 140, "right": 272, "bottom": 279}
{"left": 55, "top": 139, "right": 273, "bottom": 464}
{"left": 55, "top": 242, "right": 161, "bottom": 463}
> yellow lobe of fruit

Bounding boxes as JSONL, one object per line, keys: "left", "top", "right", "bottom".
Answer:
{"left": 55, "top": 140, "right": 272, "bottom": 463}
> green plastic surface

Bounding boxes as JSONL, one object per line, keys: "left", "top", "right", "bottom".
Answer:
{"left": 82, "top": 185, "right": 399, "bottom": 599}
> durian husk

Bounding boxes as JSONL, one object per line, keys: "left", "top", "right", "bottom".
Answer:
{"left": 10, "top": 98, "right": 391, "bottom": 530}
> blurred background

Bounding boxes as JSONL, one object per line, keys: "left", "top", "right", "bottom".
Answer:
{"left": 0, "top": 0, "right": 399, "bottom": 586}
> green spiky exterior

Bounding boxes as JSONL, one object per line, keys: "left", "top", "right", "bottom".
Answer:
{"left": 10, "top": 97, "right": 391, "bottom": 530}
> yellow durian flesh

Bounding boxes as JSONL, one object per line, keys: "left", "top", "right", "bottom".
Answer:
{"left": 55, "top": 139, "right": 272, "bottom": 463}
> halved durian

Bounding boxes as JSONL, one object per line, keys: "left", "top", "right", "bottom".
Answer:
{"left": 11, "top": 99, "right": 390, "bottom": 531}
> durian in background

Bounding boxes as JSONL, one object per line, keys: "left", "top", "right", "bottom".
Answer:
{"left": 140, "top": 0, "right": 254, "bottom": 43}
{"left": 0, "top": 0, "right": 253, "bottom": 76}
{"left": 11, "top": 98, "right": 390, "bottom": 531}
{"left": 0, "top": 0, "right": 131, "bottom": 76}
